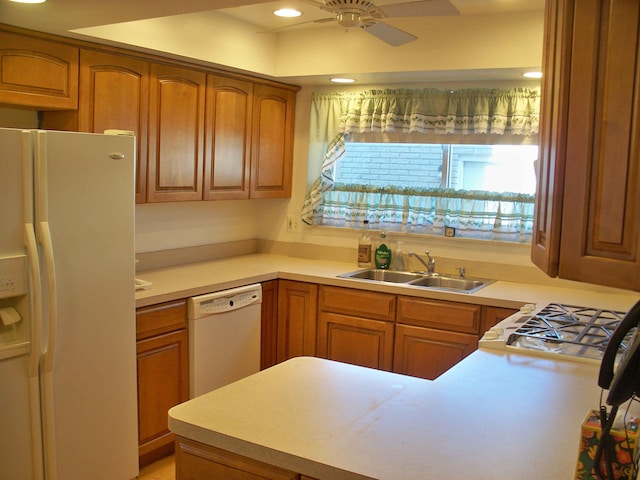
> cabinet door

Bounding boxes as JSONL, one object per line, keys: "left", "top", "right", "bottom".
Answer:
{"left": 204, "top": 75, "right": 253, "bottom": 200}
{"left": 78, "top": 50, "right": 149, "bottom": 204}
{"left": 261, "top": 280, "right": 279, "bottom": 370}
{"left": 250, "top": 84, "right": 295, "bottom": 198}
{"left": 481, "top": 306, "right": 519, "bottom": 335}
{"left": 147, "top": 63, "right": 206, "bottom": 202}
{"left": 394, "top": 324, "right": 477, "bottom": 380}
{"left": 137, "top": 329, "right": 189, "bottom": 466}
{"left": 530, "top": 0, "right": 572, "bottom": 276}
{"left": 533, "top": 0, "right": 640, "bottom": 291}
{"left": 317, "top": 312, "right": 394, "bottom": 371}
{"left": 0, "top": 30, "right": 78, "bottom": 109}
{"left": 276, "top": 280, "right": 318, "bottom": 363}
{"left": 557, "top": 0, "right": 640, "bottom": 289}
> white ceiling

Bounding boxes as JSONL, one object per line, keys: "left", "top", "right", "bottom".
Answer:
{"left": 0, "top": 0, "right": 546, "bottom": 86}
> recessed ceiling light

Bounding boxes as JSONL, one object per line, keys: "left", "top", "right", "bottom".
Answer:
{"left": 274, "top": 8, "right": 302, "bottom": 17}
{"left": 523, "top": 71, "right": 543, "bottom": 79}
{"left": 330, "top": 77, "right": 356, "bottom": 84}
{"left": 9, "top": 0, "right": 46, "bottom": 3}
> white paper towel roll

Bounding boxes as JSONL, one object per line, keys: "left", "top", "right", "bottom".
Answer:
{"left": 0, "top": 307, "right": 21, "bottom": 326}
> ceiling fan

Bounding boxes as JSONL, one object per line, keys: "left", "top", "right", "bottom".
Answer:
{"left": 289, "top": 0, "right": 460, "bottom": 47}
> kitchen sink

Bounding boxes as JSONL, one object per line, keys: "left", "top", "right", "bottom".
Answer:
{"left": 338, "top": 268, "right": 493, "bottom": 293}
{"left": 338, "top": 269, "right": 423, "bottom": 283}
{"left": 407, "top": 275, "right": 490, "bottom": 293}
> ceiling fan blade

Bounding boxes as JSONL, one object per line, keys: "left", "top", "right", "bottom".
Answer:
{"left": 377, "top": 0, "right": 460, "bottom": 18}
{"left": 362, "top": 21, "right": 417, "bottom": 46}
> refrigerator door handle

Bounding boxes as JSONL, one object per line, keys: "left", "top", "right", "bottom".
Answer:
{"left": 38, "top": 221, "right": 57, "bottom": 374}
{"left": 35, "top": 132, "right": 60, "bottom": 480}
{"left": 23, "top": 131, "right": 45, "bottom": 480}
{"left": 37, "top": 221, "right": 59, "bottom": 480}
{"left": 23, "top": 223, "right": 45, "bottom": 480}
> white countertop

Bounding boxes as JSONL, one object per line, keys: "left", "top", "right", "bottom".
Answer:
{"left": 169, "top": 353, "right": 613, "bottom": 480}
{"left": 136, "top": 253, "right": 640, "bottom": 312}
{"left": 159, "top": 253, "right": 640, "bottom": 478}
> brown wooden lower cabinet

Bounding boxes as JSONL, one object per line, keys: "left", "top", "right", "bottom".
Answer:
{"left": 317, "top": 311, "right": 394, "bottom": 371}
{"left": 393, "top": 296, "right": 482, "bottom": 380}
{"left": 261, "top": 280, "right": 279, "bottom": 369}
{"left": 175, "top": 436, "right": 319, "bottom": 480}
{"left": 393, "top": 324, "right": 477, "bottom": 380}
{"left": 481, "top": 306, "right": 519, "bottom": 334}
{"left": 136, "top": 300, "right": 189, "bottom": 467}
{"left": 276, "top": 280, "right": 318, "bottom": 363}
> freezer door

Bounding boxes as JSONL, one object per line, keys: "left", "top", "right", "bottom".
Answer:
{"left": 0, "top": 127, "right": 43, "bottom": 480}
{"left": 35, "top": 130, "right": 139, "bottom": 480}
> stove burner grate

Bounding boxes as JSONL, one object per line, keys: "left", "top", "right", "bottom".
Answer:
{"left": 507, "top": 303, "right": 631, "bottom": 360}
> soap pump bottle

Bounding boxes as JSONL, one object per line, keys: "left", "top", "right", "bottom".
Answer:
{"left": 374, "top": 230, "right": 391, "bottom": 270}
{"left": 357, "top": 220, "right": 372, "bottom": 268}
{"left": 390, "top": 241, "right": 405, "bottom": 271}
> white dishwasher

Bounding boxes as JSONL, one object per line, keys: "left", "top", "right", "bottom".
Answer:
{"left": 187, "top": 284, "right": 262, "bottom": 398}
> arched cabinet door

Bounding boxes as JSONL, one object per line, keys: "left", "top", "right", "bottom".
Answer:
{"left": 250, "top": 84, "right": 296, "bottom": 199}
{"left": 147, "top": 63, "right": 206, "bottom": 203}
{"left": 0, "top": 30, "right": 78, "bottom": 109}
{"left": 42, "top": 50, "right": 150, "bottom": 204}
{"left": 204, "top": 75, "right": 253, "bottom": 200}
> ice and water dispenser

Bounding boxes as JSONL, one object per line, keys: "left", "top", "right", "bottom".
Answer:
{"left": 0, "top": 255, "right": 29, "bottom": 360}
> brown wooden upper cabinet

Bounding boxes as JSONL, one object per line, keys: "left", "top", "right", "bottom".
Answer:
{"left": 0, "top": 30, "right": 78, "bottom": 110}
{"left": 532, "top": 0, "right": 640, "bottom": 291}
{"left": 204, "top": 76, "right": 296, "bottom": 200}
{"left": 204, "top": 75, "right": 253, "bottom": 200}
{"left": 0, "top": 26, "right": 297, "bottom": 204}
{"left": 147, "top": 64, "right": 206, "bottom": 202}
{"left": 250, "top": 84, "right": 295, "bottom": 198}
{"left": 43, "top": 50, "right": 149, "bottom": 204}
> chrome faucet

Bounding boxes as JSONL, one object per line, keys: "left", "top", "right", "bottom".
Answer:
{"left": 408, "top": 250, "right": 436, "bottom": 275}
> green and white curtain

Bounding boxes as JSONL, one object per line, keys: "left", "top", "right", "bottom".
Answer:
{"left": 301, "top": 87, "right": 540, "bottom": 242}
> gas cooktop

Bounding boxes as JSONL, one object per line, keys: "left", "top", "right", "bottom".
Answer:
{"left": 506, "top": 303, "right": 630, "bottom": 361}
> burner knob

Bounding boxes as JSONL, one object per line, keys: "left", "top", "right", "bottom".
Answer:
{"left": 520, "top": 303, "right": 536, "bottom": 314}
{"left": 483, "top": 327, "right": 504, "bottom": 340}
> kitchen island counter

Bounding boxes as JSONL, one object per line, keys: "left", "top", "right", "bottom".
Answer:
{"left": 169, "top": 352, "right": 608, "bottom": 480}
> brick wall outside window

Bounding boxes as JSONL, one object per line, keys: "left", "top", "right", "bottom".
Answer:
{"left": 336, "top": 143, "right": 444, "bottom": 188}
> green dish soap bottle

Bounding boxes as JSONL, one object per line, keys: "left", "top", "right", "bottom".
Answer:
{"left": 375, "top": 231, "right": 391, "bottom": 270}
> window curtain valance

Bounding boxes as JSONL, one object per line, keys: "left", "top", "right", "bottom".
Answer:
{"left": 300, "top": 87, "right": 541, "bottom": 241}
{"left": 341, "top": 87, "right": 540, "bottom": 135}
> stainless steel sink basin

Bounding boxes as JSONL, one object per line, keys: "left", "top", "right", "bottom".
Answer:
{"left": 338, "top": 268, "right": 492, "bottom": 293}
{"left": 338, "top": 269, "right": 423, "bottom": 283}
{"left": 408, "top": 275, "right": 491, "bottom": 293}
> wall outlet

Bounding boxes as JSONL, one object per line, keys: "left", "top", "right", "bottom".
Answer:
{"left": 286, "top": 215, "right": 299, "bottom": 232}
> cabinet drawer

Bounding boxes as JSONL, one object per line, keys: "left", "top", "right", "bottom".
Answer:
{"left": 319, "top": 285, "right": 396, "bottom": 322}
{"left": 136, "top": 299, "right": 187, "bottom": 340}
{"left": 397, "top": 296, "right": 481, "bottom": 334}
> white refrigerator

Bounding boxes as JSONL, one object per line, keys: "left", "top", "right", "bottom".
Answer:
{"left": 0, "top": 128, "right": 139, "bottom": 480}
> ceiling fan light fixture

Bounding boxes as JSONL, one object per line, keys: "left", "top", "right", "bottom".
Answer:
{"left": 337, "top": 11, "right": 362, "bottom": 28}
{"left": 274, "top": 8, "right": 302, "bottom": 18}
